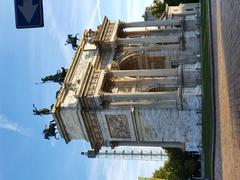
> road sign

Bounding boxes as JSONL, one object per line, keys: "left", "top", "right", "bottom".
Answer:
{"left": 14, "top": 0, "right": 44, "bottom": 28}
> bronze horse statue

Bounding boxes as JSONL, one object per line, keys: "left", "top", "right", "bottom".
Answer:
{"left": 33, "top": 104, "right": 52, "bottom": 116}
{"left": 41, "top": 67, "right": 67, "bottom": 85}
{"left": 42, "top": 120, "right": 59, "bottom": 140}
{"left": 65, "top": 34, "right": 79, "bottom": 50}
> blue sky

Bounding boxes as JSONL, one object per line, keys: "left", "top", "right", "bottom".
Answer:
{"left": 0, "top": 0, "right": 165, "bottom": 179}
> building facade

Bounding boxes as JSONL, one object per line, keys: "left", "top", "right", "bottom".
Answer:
{"left": 143, "top": 3, "right": 200, "bottom": 21}
{"left": 52, "top": 3, "right": 201, "bottom": 155}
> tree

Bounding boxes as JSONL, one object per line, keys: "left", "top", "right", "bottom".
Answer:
{"left": 150, "top": 0, "right": 166, "bottom": 18}
{"left": 153, "top": 165, "right": 169, "bottom": 178}
{"left": 152, "top": 148, "right": 200, "bottom": 180}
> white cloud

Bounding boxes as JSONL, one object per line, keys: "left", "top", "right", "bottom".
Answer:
{"left": 0, "top": 114, "right": 31, "bottom": 137}
{"left": 96, "top": 0, "right": 102, "bottom": 23}
{"left": 88, "top": 5, "right": 98, "bottom": 29}
{"left": 88, "top": 0, "right": 102, "bottom": 29}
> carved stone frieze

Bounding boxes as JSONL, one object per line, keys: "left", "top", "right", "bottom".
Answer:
{"left": 87, "top": 71, "right": 100, "bottom": 96}
{"left": 104, "top": 23, "right": 115, "bottom": 41}
{"left": 106, "top": 114, "right": 131, "bottom": 139}
{"left": 86, "top": 111, "right": 104, "bottom": 148}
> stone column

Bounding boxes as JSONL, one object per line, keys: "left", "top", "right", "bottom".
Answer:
{"left": 124, "top": 19, "right": 181, "bottom": 28}
{"left": 102, "top": 91, "right": 178, "bottom": 101}
{"left": 109, "top": 100, "right": 177, "bottom": 108}
{"left": 123, "top": 44, "right": 180, "bottom": 52}
{"left": 124, "top": 29, "right": 180, "bottom": 37}
{"left": 117, "top": 35, "right": 179, "bottom": 46}
{"left": 113, "top": 77, "right": 178, "bottom": 86}
{"left": 111, "top": 69, "right": 178, "bottom": 77}
{"left": 115, "top": 141, "right": 185, "bottom": 150}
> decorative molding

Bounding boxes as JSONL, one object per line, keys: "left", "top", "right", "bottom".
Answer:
{"left": 104, "top": 23, "right": 115, "bottom": 42}
{"left": 87, "top": 71, "right": 101, "bottom": 96}
{"left": 83, "top": 111, "right": 104, "bottom": 150}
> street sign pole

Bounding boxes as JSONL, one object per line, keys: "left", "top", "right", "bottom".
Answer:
{"left": 14, "top": 0, "right": 44, "bottom": 29}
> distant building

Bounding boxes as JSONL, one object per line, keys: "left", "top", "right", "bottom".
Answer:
{"left": 52, "top": 3, "right": 201, "bottom": 157}
{"left": 166, "top": 3, "right": 200, "bottom": 18}
{"left": 143, "top": 3, "right": 200, "bottom": 21}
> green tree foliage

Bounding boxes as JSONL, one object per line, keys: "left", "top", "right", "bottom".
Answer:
{"left": 153, "top": 148, "right": 200, "bottom": 180}
{"left": 150, "top": 0, "right": 166, "bottom": 18}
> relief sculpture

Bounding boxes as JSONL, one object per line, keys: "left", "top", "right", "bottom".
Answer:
{"left": 106, "top": 114, "right": 131, "bottom": 139}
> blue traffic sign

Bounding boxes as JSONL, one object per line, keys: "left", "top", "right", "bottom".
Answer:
{"left": 14, "top": 0, "right": 44, "bottom": 28}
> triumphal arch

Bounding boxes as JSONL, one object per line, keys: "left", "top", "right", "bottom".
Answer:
{"left": 52, "top": 3, "right": 201, "bottom": 155}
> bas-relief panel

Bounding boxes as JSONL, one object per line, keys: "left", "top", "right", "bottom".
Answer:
{"left": 105, "top": 114, "right": 131, "bottom": 139}
{"left": 62, "top": 51, "right": 98, "bottom": 108}
{"left": 72, "top": 50, "right": 97, "bottom": 83}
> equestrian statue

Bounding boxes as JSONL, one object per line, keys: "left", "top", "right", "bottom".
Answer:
{"left": 65, "top": 34, "right": 79, "bottom": 50}
{"left": 40, "top": 67, "right": 68, "bottom": 85}
{"left": 42, "top": 120, "right": 59, "bottom": 140}
{"left": 33, "top": 104, "right": 52, "bottom": 116}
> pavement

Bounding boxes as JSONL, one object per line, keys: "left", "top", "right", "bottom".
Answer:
{"left": 210, "top": 0, "right": 240, "bottom": 179}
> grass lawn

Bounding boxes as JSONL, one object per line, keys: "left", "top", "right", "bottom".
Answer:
{"left": 201, "top": 0, "right": 212, "bottom": 178}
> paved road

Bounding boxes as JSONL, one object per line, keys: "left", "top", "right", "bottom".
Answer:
{"left": 210, "top": 0, "right": 240, "bottom": 179}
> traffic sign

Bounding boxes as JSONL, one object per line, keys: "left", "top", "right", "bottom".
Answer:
{"left": 14, "top": 0, "right": 44, "bottom": 28}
